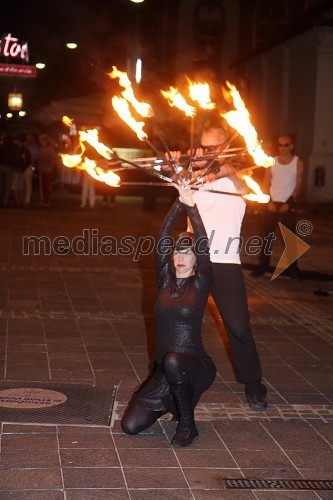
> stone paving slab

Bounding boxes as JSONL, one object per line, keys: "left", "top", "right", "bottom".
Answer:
{"left": 0, "top": 193, "right": 332, "bottom": 498}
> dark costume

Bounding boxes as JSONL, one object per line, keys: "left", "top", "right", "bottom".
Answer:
{"left": 121, "top": 199, "right": 216, "bottom": 435}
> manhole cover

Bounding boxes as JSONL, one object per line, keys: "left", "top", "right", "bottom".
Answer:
{"left": 0, "top": 388, "right": 67, "bottom": 409}
{"left": 0, "top": 381, "right": 117, "bottom": 426}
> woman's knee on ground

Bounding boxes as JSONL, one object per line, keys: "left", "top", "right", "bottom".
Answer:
{"left": 121, "top": 414, "right": 141, "bottom": 435}
{"left": 121, "top": 403, "right": 162, "bottom": 435}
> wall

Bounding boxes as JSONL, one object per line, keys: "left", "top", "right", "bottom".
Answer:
{"left": 236, "top": 26, "right": 333, "bottom": 201}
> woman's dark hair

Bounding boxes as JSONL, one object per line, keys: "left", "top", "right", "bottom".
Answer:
{"left": 174, "top": 231, "right": 195, "bottom": 252}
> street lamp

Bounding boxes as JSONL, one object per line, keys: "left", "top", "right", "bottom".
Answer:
{"left": 8, "top": 93, "right": 23, "bottom": 111}
{"left": 66, "top": 42, "right": 78, "bottom": 49}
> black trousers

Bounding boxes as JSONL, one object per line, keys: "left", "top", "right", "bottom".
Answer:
{"left": 258, "top": 205, "right": 298, "bottom": 273}
{"left": 121, "top": 352, "right": 216, "bottom": 435}
{"left": 210, "top": 263, "right": 263, "bottom": 389}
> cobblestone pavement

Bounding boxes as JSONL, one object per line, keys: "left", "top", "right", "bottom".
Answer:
{"left": 0, "top": 190, "right": 332, "bottom": 499}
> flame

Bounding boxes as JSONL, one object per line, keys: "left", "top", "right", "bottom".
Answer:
{"left": 79, "top": 129, "right": 114, "bottom": 160}
{"left": 60, "top": 121, "right": 120, "bottom": 187}
{"left": 121, "top": 87, "right": 154, "bottom": 117}
{"left": 242, "top": 174, "right": 270, "bottom": 203}
{"left": 61, "top": 151, "right": 121, "bottom": 187}
{"left": 61, "top": 152, "right": 85, "bottom": 168}
{"left": 108, "top": 66, "right": 132, "bottom": 88}
{"left": 188, "top": 80, "right": 215, "bottom": 110}
{"left": 109, "top": 66, "right": 154, "bottom": 117}
{"left": 62, "top": 115, "right": 73, "bottom": 127}
{"left": 222, "top": 82, "right": 274, "bottom": 168}
{"left": 112, "top": 96, "right": 148, "bottom": 141}
{"left": 85, "top": 162, "right": 121, "bottom": 187}
{"left": 161, "top": 86, "right": 196, "bottom": 117}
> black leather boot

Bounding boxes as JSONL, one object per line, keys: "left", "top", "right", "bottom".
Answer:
{"left": 169, "top": 381, "right": 198, "bottom": 447}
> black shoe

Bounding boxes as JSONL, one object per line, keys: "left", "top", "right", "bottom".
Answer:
{"left": 247, "top": 394, "right": 268, "bottom": 412}
{"left": 250, "top": 269, "right": 265, "bottom": 278}
{"left": 246, "top": 382, "right": 267, "bottom": 412}
{"left": 169, "top": 380, "right": 198, "bottom": 446}
{"left": 171, "top": 422, "right": 198, "bottom": 447}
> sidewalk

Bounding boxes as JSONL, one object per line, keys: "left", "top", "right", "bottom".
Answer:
{"left": 0, "top": 190, "right": 332, "bottom": 499}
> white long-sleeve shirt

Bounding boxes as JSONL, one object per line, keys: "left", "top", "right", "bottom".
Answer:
{"left": 192, "top": 177, "right": 246, "bottom": 264}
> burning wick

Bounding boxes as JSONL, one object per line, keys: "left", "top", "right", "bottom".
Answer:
{"left": 222, "top": 82, "right": 274, "bottom": 168}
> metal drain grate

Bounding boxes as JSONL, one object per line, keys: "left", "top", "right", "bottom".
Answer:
{"left": 0, "top": 381, "right": 117, "bottom": 426}
{"left": 222, "top": 479, "right": 333, "bottom": 490}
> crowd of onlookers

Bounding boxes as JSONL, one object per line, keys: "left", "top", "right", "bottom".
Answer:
{"left": 0, "top": 130, "right": 119, "bottom": 210}
{"left": 0, "top": 130, "right": 60, "bottom": 208}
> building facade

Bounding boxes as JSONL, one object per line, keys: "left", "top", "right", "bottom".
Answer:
{"left": 234, "top": 0, "right": 333, "bottom": 201}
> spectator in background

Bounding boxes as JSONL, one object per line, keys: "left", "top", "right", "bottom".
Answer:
{"left": 24, "top": 133, "right": 40, "bottom": 206}
{"left": 100, "top": 161, "right": 119, "bottom": 208}
{"left": 80, "top": 172, "right": 96, "bottom": 209}
{"left": 102, "top": 192, "right": 115, "bottom": 209}
{"left": 38, "top": 134, "right": 58, "bottom": 208}
{"left": 12, "top": 133, "right": 31, "bottom": 207}
{"left": 251, "top": 134, "right": 304, "bottom": 279}
{"left": 0, "top": 132, "right": 17, "bottom": 208}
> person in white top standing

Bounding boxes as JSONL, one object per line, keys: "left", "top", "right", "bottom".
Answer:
{"left": 252, "top": 134, "right": 304, "bottom": 278}
{"left": 167, "top": 126, "right": 268, "bottom": 412}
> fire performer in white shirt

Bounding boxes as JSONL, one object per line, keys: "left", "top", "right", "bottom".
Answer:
{"left": 167, "top": 126, "right": 267, "bottom": 412}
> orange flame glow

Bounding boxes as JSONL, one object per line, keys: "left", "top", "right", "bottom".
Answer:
{"left": 112, "top": 96, "right": 148, "bottom": 141}
{"left": 60, "top": 120, "right": 120, "bottom": 187}
{"left": 121, "top": 87, "right": 154, "bottom": 117}
{"left": 61, "top": 152, "right": 85, "bottom": 168}
{"left": 62, "top": 116, "right": 73, "bottom": 127}
{"left": 109, "top": 66, "right": 154, "bottom": 117}
{"left": 242, "top": 174, "right": 270, "bottom": 203}
{"left": 86, "top": 163, "right": 121, "bottom": 187}
{"left": 161, "top": 86, "right": 196, "bottom": 117}
{"left": 61, "top": 152, "right": 121, "bottom": 187}
{"left": 222, "top": 82, "right": 274, "bottom": 168}
{"left": 108, "top": 66, "right": 132, "bottom": 88}
{"left": 79, "top": 129, "right": 114, "bottom": 160}
{"left": 188, "top": 80, "right": 215, "bottom": 110}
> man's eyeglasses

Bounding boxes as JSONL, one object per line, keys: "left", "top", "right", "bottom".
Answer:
{"left": 199, "top": 144, "right": 223, "bottom": 152}
{"left": 278, "top": 143, "right": 291, "bottom": 147}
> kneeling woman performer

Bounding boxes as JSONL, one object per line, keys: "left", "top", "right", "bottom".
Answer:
{"left": 121, "top": 183, "right": 216, "bottom": 447}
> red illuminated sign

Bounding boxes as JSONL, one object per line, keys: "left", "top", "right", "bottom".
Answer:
{"left": 0, "top": 63, "right": 36, "bottom": 77}
{"left": 0, "top": 33, "right": 29, "bottom": 61}
{"left": 0, "top": 33, "right": 36, "bottom": 78}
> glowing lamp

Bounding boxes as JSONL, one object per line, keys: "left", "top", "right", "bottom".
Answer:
{"left": 135, "top": 58, "right": 142, "bottom": 84}
{"left": 8, "top": 93, "right": 23, "bottom": 111}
